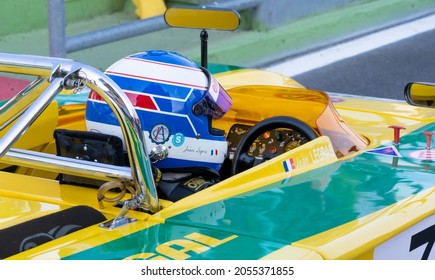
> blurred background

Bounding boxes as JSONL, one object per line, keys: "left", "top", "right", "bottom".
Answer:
{"left": 0, "top": 0, "right": 432, "bottom": 70}
{"left": 1, "top": 0, "right": 435, "bottom": 99}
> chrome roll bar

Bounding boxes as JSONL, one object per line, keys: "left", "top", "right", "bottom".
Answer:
{"left": 0, "top": 53, "right": 159, "bottom": 213}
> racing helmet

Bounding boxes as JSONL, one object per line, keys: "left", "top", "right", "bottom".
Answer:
{"left": 85, "top": 50, "right": 231, "bottom": 173}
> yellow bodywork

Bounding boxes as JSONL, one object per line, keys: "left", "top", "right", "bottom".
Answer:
{"left": 1, "top": 68, "right": 434, "bottom": 260}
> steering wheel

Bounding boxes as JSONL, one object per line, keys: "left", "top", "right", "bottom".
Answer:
{"left": 230, "top": 116, "right": 318, "bottom": 175}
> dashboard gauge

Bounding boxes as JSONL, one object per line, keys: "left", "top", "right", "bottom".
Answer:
{"left": 228, "top": 124, "right": 311, "bottom": 159}
{"left": 284, "top": 140, "right": 300, "bottom": 151}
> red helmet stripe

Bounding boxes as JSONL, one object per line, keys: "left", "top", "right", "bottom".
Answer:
{"left": 88, "top": 90, "right": 158, "bottom": 111}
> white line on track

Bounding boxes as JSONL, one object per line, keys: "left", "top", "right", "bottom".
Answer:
{"left": 263, "top": 13, "right": 435, "bottom": 77}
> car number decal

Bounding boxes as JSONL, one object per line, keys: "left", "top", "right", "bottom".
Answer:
{"left": 374, "top": 214, "right": 435, "bottom": 260}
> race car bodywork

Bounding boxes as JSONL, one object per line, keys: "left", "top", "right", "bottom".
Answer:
{"left": 0, "top": 8, "right": 434, "bottom": 260}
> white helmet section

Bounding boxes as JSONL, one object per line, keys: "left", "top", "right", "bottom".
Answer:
{"left": 85, "top": 50, "right": 230, "bottom": 173}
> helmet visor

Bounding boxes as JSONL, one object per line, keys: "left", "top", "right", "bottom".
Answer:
{"left": 193, "top": 68, "right": 232, "bottom": 119}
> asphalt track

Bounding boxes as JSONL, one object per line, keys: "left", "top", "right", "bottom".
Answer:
{"left": 264, "top": 13, "right": 435, "bottom": 100}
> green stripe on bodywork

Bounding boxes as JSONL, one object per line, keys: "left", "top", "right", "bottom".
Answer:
{"left": 63, "top": 224, "right": 285, "bottom": 260}
{"left": 66, "top": 123, "right": 435, "bottom": 259}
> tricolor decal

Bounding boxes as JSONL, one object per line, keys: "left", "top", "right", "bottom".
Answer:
{"left": 283, "top": 158, "right": 295, "bottom": 172}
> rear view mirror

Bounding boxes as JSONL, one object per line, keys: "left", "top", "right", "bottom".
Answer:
{"left": 404, "top": 82, "right": 435, "bottom": 108}
{"left": 164, "top": 6, "right": 240, "bottom": 69}
{"left": 164, "top": 6, "right": 240, "bottom": 31}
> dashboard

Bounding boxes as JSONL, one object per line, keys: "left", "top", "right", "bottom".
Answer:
{"left": 227, "top": 123, "right": 311, "bottom": 160}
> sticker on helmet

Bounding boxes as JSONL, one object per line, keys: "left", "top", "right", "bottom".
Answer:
{"left": 172, "top": 133, "right": 185, "bottom": 147}
{"left": 150, "top": 124, "right": 170, "bottom": 144}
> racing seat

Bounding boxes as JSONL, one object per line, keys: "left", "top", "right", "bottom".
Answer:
{"left": 53, "top": 129, "right": 126, "bottom": 187}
